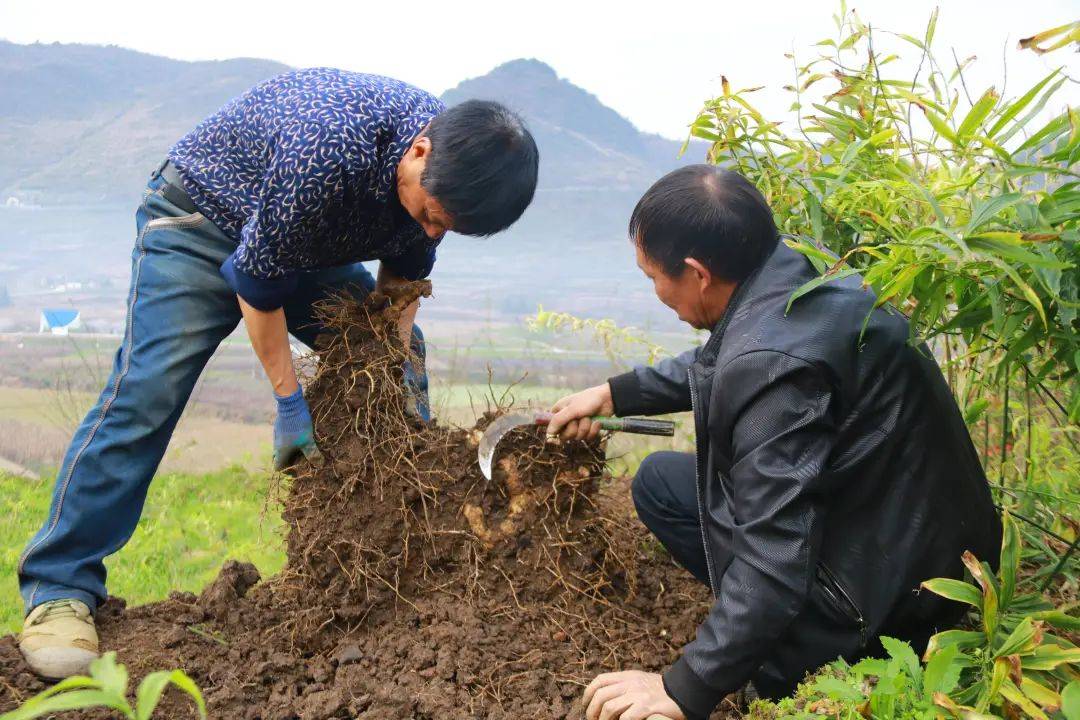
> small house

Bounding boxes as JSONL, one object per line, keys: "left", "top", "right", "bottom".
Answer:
{"left": 39, "top": 308, "right": 81, "bottom": 335}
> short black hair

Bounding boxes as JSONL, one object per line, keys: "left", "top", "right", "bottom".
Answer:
{"left": 422, "top": 100, "right": 539, "bottom": 236}
{"left": 629, "top": 165, "right": 779, "bottom": 283}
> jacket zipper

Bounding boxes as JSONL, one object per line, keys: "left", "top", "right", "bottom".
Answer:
{"left": 817, "top": 562, "right": 868, "bottom": 642}
{"left": 688, "top": 368, "right": 719, "bottom": 597}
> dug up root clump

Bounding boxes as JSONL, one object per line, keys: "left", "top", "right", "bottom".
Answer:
{"left": 0, "top": 282, "right": 717, "bottom": 720}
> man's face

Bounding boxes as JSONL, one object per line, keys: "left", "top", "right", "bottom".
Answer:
{"left": 396, "top": 137, "right": 454, "bottom": 240}
{"left": 635, "top": 242, "right": 715, "bottom": 330}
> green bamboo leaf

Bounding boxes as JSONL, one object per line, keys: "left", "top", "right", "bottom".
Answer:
{"left": 962, "top": 551, "right": 999, "bottom": 639}
{"left": 982, "top": 657, "right": 1010, "bottom": 711}
{"left": 993, "top": 617, "right": 1038, "bottom": 658}
{"left": 785, "top": 267, "right": 860, "bottom": 314}
{"left": 1017, "top": 112, "right": 1071, "bottom": 153}
{"left": 957, "top": 88, "right": 1000, "bottom": 144}
{"left": 921, "top": 578, "right": 983, "bottom": 607}
{"left": 1063, "top": 680, "right": 1080, "bottom": 720}
{"left": 925, "top": 629, "right": 985, "bottom": 660}
{"left": 923, "top": 106, "right": 958, "bottom": 143}
{"left": 965, "top": 234, "right": 1071, "bottom": 269}
{"left": 998, "top": 511, "right": 1020, "bottom": 609}
{"left": 924, "top": 7, "right": 939, "bottom": 46}
{"left": 1021, "top": 644, "right": 1080, "bottom": 671}
{"left": 1020, "top": 677, "right": 1063, "bottom": 711}
{"left": 964, "top": 193, "right": 1024, "bottom": 233}
{"left": 992, "top": 258, "right": 1048, "bottom": 329}
{"left": 987, "top": 70, "right": 1061, "bottom": 138}
{"left": 898, "top": 33, "right": 926, "bottom": 50}
{"left": 1029, "top": 609, "right": 1080, "bottom": 632}
{"left": 999, "top": 679, "right": 1050, "bottom": 720}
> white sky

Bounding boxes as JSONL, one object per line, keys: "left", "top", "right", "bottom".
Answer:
{"left": 1, "top": 0, "right": 1076, "bottom": 139}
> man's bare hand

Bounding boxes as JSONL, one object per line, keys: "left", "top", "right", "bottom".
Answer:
{"left": 548, "top": 383, "right": 615, "bottom": 442}
{"left": 375, "top": 264, "right": 420, "bottom": 351}
{"left": 583, "top": 670, "right": 684, "bottom": 720}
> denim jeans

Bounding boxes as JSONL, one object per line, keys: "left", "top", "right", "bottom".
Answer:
{"left": 18, "top": 171, "right": 429, "bottom": 614}
{"left": 630, "top": 451, "right": 710, "bottom": 586}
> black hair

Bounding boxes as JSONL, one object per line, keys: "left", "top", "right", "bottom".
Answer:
{"left": 628, "top": 165, "right": 779, "bottom": 282}
{"left": 421, "top": 100, "right": 539, "bottom": 236}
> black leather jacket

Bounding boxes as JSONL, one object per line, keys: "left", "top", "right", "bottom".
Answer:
{"left": 608, "top": 241, "right": 1001, "bottom": 719}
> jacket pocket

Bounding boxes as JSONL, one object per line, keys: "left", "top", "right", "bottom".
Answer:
{"left": 815, "top": 562, "right": 868, "bottom": 644}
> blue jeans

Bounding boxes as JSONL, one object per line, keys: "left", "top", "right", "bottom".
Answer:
{"left": 18, "top": 172, "right": 429, "bottom": 614}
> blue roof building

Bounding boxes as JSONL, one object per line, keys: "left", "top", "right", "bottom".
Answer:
{"left": 39, "top": 308, "right": 81, "bottom": 335}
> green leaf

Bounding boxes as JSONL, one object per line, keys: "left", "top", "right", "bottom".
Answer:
{"left": 135, "top": 669, "right": 207, "bottom": 720}
{"left": 957, "top": 88, "right": 1000, "bottom": 144}
{"left": 1020, "top": 677, "right": 1062, "bottom": 711}
{"left": 994, "top": 617, "right": 1038, "bottom": 658}
{"left": 1029, "top": 609, "right": 1080, "bottom": 632}
{"left": 965, "top": 233, "right": 1071, "bottom": 269}
{"left": 923, "top": 106, "right": 958, "bottom": 143}
{"left": 999, "top": 511, "right": 1020, "bottom": 609}
{"left": 964, "top": 193, "right": 1024, "bottom": 234}
{"left": 921, "top": 578, "right": 983, "bottom": 607}
{"left": 0, "top": 690, "right": 133, "bottom": 720}
{"left": 785, "top": 267, "right": 860, "bottom": 314}
{"left": 999, "top": 680, "right": 1049, "bottom": 720}
{"left": 924, "top": 7, "right": 938, "bottom": 46}
{"left": 987, "top": 70, "right": 1061, "bottom": 138}
{"left": 923, "top": 644, "right": 961, "bottom": 696}
{"left": 812, "top": 676, "right": 865, "bottom": 701}
{"left": 1062, "top": 680, "right": 1080, "bottom": 720}
{"left": 881, "top": 636, "right": 922, "bottom": 683}
{"left": 89, "top": 652, "right": 129, "bottom": 698}
{"left": 1021, "top": 644, "right": 1080, "bottom": 670}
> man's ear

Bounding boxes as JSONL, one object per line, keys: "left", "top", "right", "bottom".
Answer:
{"left": 411, "top": 136, "right": 432, "bottom": 158}
{"left": 684, "top": 257, "right": 714, "bottom": 292}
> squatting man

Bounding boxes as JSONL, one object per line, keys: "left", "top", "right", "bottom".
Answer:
{"left": 545, "top": 165, "right": 1001, "bottom": 720}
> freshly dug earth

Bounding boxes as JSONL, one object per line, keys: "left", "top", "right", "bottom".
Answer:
{"left": 0, "top": 283, "right": 729, "bottom": 719}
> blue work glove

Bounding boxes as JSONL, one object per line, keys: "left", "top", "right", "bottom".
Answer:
{"left": 273, "top": 387, "right": 324, "bottom": 471}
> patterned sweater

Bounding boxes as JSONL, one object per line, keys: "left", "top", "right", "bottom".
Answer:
{"left": 168, "top": 68, "right": 445, "bottom": 310}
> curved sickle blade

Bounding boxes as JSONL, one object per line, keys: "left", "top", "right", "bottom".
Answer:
{"left": 477, "top": 413, "right": 537, "bottom": 480}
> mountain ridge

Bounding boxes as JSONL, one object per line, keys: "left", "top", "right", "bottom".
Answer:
{"left": 0, "top": 41, "right": 688, "bottom": 206}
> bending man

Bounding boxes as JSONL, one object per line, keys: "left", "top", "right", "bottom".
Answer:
{"left": 18, "top": 68, "right": 539, "bottom": 679}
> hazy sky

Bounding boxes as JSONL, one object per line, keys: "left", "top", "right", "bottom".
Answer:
{"left": 1, "top": 0, "right": 1077, "bottom": 138}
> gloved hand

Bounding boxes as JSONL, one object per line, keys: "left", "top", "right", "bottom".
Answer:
{"left": 273, "top": 387, "right": 324, "bottom": 471}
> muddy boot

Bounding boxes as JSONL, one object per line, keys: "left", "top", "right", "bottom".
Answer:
{"left": 19, "top": 599, "right": 99, "bottom": 679}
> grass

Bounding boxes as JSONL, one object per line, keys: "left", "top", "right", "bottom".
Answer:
{"left": 0, "top": 466, "right": 285, "bottom": 633}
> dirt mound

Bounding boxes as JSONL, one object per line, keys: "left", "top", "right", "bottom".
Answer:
{"left": 0, "top": 283, "right": 722, "bottom": 719}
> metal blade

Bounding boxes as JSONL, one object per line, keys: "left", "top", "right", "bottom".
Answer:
{"left": 477, "top": 412, "right": 537, "bottom": 480}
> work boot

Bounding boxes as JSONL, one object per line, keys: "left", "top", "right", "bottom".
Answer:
{"left": 19, "top": 599, "right": 99, "bottom": 679}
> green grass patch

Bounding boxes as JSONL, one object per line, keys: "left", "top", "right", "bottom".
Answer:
{"left": 0, "top": 467, "right": 285, "bottom": 633}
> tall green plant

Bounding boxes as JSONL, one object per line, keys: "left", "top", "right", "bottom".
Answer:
{"left": 686, "top": 4, "right": 1080, "bottom": 423}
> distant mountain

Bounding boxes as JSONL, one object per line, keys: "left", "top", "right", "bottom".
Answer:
{"left": 0, "top": 41, "right": 289, "bottom": 204}
{"left": 0, "top": 42, "right": 690, "bottom": 214}
{"left": 442, "top": 59, "right": 685, "bottom": 192}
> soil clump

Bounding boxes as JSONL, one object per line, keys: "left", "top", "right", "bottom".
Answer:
{"left": 1, "top": 283, "right": 726, "bottom": 719}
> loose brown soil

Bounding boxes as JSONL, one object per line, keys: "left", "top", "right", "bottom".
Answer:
{"left": 0, "top": 283, "right": 731, "bottom": 719}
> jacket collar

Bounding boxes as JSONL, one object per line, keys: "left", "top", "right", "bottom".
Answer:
{"left": 697, "top": 237, "right": 789, "bottom": 365}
